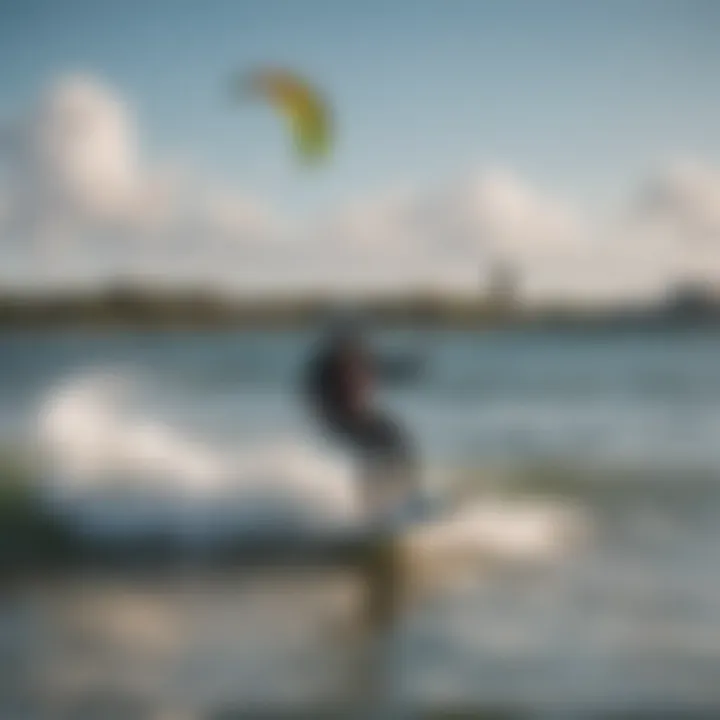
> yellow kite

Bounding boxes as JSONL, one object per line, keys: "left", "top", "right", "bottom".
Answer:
{"left": 236, "top": 68, "right": 332, "bottom": 164}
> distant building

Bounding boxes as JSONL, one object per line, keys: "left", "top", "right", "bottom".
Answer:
{"left": 662, "top": 281, "right": 720, "bottom": 322}
{"left": 486, "top": 259, "right": 520, "bottom": 312}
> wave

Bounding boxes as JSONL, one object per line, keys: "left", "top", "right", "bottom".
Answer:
{"left": 36, "top": 369, "right": 359, "bottom": 539}
{"left": 29, "top": 368, "right": 589, "bottom": 564}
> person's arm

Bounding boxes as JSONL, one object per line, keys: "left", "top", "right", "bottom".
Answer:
{"left": 372, "top": 352, "right": 424, "bottom": 384}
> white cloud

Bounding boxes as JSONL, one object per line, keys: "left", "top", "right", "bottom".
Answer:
{"left": 320, "top": 169, "right": 579, "bottom": 259}
{"left": 307, "top": 168, "right": 584, "bottom": 298}
{"left": 0, "top": 74, "right": 276, "bottom": 286}
{"left": 1, "top": 73, "right": 719, "bottom": 303}
{"left": 9, "top": 76, "right": 139, "bottom": 233}
{"left": 327, "top": 159, "right": 720, "bottom": 304}
{"left": 442, "top": 168, "right": 580, "bottom": 257}
{"left": 632, "top": 160, "right": 720, "bottom": 242}
{"left": 584, "top": 159, "right": 720, "bottom": 301}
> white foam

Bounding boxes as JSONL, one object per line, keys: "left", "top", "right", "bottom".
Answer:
{"left": 37, "top": 369, "right": 359, "bottom": 539}
{"left": 35, "top": 368, "right": 590, "bottom": 561}
{"left": 404, "top": 499, "right": 589, "bottom": 563}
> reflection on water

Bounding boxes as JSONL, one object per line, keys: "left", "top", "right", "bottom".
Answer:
{"left": 15, "top": 570, "right": 362, "bottom": 719}
{"left": 4, "top": 329, "right": 720, "bottom": 716}
{"left": 7, "top": 511, "right": 720, "bottom": 720}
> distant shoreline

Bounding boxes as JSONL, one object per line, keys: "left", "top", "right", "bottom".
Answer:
{"left": 0, "top": 285, "right": 718, "bottom": 331}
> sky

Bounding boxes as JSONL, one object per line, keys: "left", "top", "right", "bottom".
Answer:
{"left": 0, "top": 0, "right": 719, "bottom": 302}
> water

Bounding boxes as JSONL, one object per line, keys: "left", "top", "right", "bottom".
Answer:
{"left": 2, "top": 326, "right": 720, "bottom": 717}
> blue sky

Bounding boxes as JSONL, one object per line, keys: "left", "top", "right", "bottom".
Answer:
{"left": 0, "top": 0, "right": 719, "bottom": 298}
{"left": 1, "top": 0, "right": 718, "bottom": 216}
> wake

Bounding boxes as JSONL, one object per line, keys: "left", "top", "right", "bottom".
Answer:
{"left": 35, "top": 368, "right": 590, "bottom": 565}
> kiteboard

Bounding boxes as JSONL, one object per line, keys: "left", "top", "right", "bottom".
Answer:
{"left": 338, "top": 491, "right": 448, "bottom": 568}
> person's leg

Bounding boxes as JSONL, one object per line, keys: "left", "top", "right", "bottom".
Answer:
{"left": 361, "top": 412, "right": 416, "bottom": 468}
{"left": 346, "top": 412, "right": 418, "bottom": 713}
{"left": 353, "top": 411, "right": 418, "bottom": 514}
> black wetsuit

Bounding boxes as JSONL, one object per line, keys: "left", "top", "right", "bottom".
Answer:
{"left": 304, "top": 338, "right": 416, "bottom": 476}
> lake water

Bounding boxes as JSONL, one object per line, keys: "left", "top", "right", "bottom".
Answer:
{"left": 2, "top": 326, "right": 720, "bottom": 717}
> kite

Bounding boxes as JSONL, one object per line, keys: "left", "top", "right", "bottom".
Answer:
{"left": 233, "top": 68, "right": 332, "bottom": 164}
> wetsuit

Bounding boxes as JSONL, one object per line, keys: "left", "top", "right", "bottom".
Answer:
{"left": 305, "top": 333, "right": 420, "bottom": 649}
{"left": 304, "top": 336, "right": 416, "bottom": 482}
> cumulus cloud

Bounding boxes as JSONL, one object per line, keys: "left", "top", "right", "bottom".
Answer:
{"left": 632, "top": 160, "right": 720, "bottom": 242}
{"left": 438, "top": 169, "right": 580, "bottom": 256}
{"left": 306, "top": 169, "right": 584, "bottom": 297}
{"left": 587, "top": 159, "right": 720, "bottom": 300}
{"left": 0, "top": 73, "right": 718, "bottom": 302}
{"left": 0, "top": 75, "right": 276, "bottom": 286}
{"left": 321, "top": 169, "right": 579, "bottom": 257}
{"left": 15, "top": 77, "right": 139, "bottom": 222}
